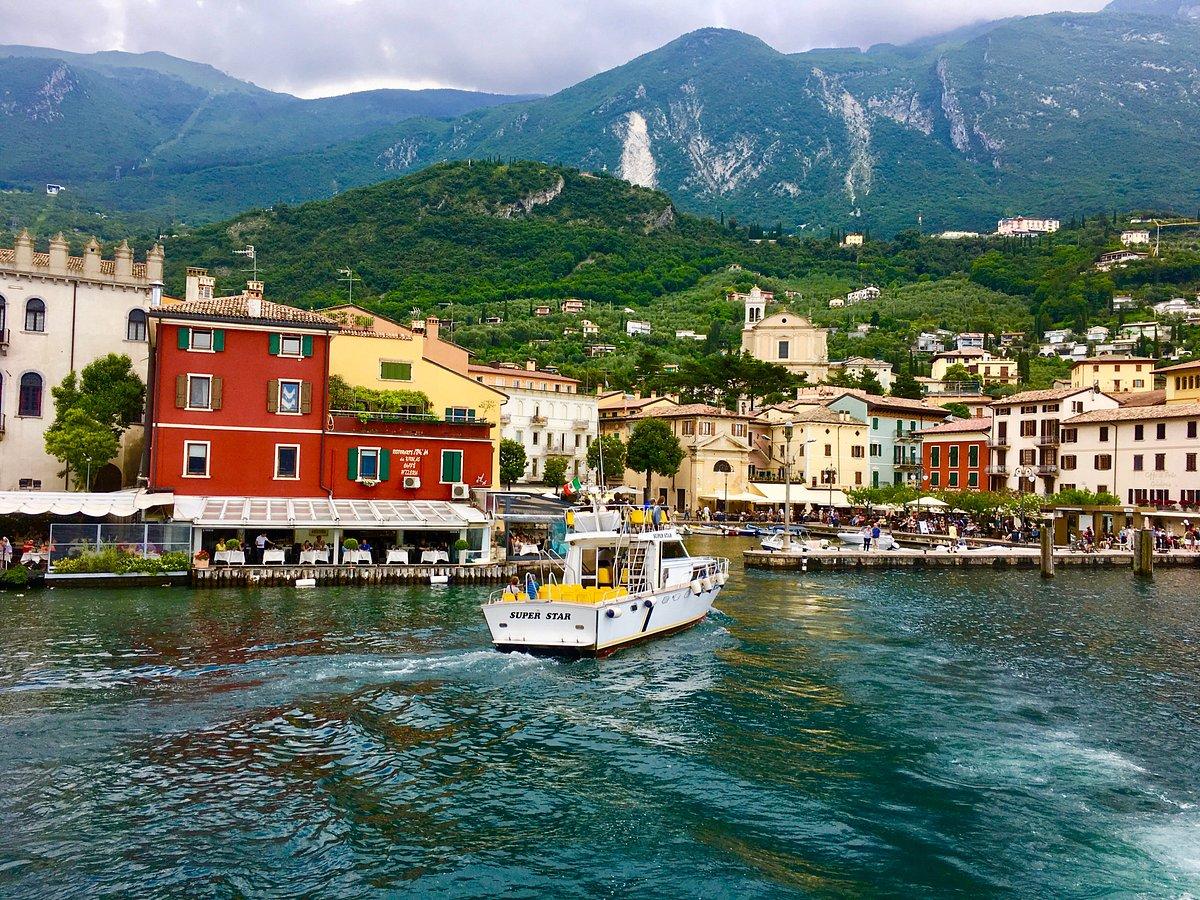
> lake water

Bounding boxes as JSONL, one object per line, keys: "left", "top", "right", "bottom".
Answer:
{"left": 1, "top": 537, "right": 1198, "bottom": 897}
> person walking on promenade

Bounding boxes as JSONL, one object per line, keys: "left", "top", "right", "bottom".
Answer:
{"left": 0, "top": 537, "right": 10, "bottom": 570}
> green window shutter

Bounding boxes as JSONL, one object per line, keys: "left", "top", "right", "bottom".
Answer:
{"left": 445, "top": 407, "right": 452, "bottom": 420}
{"left": 378, "top": 450, "right": 390, "bottom": 482}
{"left": 268, "top": 333, "right": 280, "bottom": 355}
{"left": 213, "top": 329, "right": 225, "bottom": 351}
{"left": 302, "top": 334, "right": 314, "bottom": 357}
{"left": 347, "top": 448, "right": 359, "bottom": 481}
{"left": 177, "top": 326, "right": 190, "bottom": 350}
{"left": 442, "top": 450, "right": 463, "bottom": 482}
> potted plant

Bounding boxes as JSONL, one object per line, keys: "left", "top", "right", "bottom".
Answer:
{"left": 342, "top": 537, "right": 360, "bottom": 563}
{"left": 454, "top": 538, "right": 470, "bottom": 563}
{"left": 193, "top": 548, "right": 210, "bottom": 570}
{"left": 225, "top": 537, "right": 242, "bottom": 551}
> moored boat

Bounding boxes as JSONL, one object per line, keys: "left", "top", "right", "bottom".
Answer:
{"left": 482, "top": 505, "right": 729, "bottom": 657}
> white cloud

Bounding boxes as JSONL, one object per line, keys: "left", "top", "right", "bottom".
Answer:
{"left": 0, "top": 0, "right": 1111, "bottom": 97}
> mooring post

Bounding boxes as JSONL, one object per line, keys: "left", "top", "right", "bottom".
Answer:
{"left": 1132, "top": 527, "right": 1155, "bottom": 578}
{"left": 1040, "top": 519, "right": 1055, "bottom": 579}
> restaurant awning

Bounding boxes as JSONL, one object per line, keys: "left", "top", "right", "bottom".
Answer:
{"left": 174, "top": 496, "right": 488, "bottom": 529}
{"left": 748, "top": 483, "right": 851, "bottom": 507}
{"left": 0, "top": 490, "right": 174, "bottom": 517}
{"left": 699, "top": 491, "right": 774, "bottom": 505}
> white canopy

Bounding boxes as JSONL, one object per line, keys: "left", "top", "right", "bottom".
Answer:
{"left": 0, "top": 490, "right": 174, "bottom": 518}
{"left": 746, "top": 484, "right": 851, "bottom": 507}
{"left": 176, "top": 496, "right": 488, "bottom": 529}
{"left": 905, "top": 497, "right": 949, "bottom": 509}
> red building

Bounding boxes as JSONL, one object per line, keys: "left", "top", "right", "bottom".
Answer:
{"left": 147, "top": 286, "right": 496, "bottom": 501}
{"left": 919, "top": 417, "right": 991, "bottom": 492}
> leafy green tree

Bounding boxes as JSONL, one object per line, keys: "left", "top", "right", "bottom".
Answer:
{"left": 44, "top": 408, "right": 120, "bottom": 490}
{"left": 626, "top": 419, "right": 684, "bottom": 498}
{"left": 941, "top": 363, "right": 980, "bottom": 386}
{"left": 890, "top": 370, "right": 925, "bottom": 400}
{"left": 587, "top": 433, "right": 627, "bottom": 483}
{"left": 542, "top": 456, "right": 570, "bottom": 487}
{"left": 940, "top": 401, "right": 972, "bottom": 418}
{"left": 51, "top": 354, "right": 145, "bottom": 433}
{"left": 499, "top": 439, "right": 527, "bottom": 488}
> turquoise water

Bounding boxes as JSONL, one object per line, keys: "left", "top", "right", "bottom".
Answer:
{"left": 1, "top": 537, "right": 1198, "bottom": 897}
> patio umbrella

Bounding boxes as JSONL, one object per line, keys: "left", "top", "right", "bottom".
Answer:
{"left": 905, "top": 497, "right": 949, "bottom": 509}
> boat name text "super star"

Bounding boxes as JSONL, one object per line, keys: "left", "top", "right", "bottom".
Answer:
{"left": 508, "top": 611, "right": 572, "bottom": 620}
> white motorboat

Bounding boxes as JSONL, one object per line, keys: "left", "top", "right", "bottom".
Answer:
{"left": 836, "top": 531, "right": 900, "bottom": 551}
{"left": 482, "top": 505, "right": 729, "bottom": 657}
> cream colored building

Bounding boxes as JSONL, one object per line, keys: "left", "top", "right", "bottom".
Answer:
{"left": 470, "top": 360, "right": 596, "bottom": 482}
{"left": 0, "top": 231, "right": 163, "bottom": 490}
{"left": 749, "top": 405, "right": 869, "bottom": 497}
{"left": 833, "top": 357, "right": 894, "bottom": 392}
{"left": 601, "top": 403, "right": 754, "bottom": 512}
{"left": 739, "top": 289, "right": 829, "bottom": 381}
{"left": 1070, "top": 356, "right": 1157, "bottom": 394}
{"left": 1155, "top": 358, "right": 1200, "bottom": 405}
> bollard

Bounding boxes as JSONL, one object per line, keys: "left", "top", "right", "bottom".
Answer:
{"left": 1040, "top": 525, "right": 1055, "bottom": 579}
{"left": 1132, "top": 527, "right": 1155, "bottom": 578}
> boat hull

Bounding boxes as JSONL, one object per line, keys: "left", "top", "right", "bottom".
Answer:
{"left": 483, "top": 582, "right": 721, "bottom": 657}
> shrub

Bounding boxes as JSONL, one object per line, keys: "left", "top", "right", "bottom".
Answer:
{"left": 454, "top": 538, "right": 470, "bottom": 551}
{"left": 342, "top": 538, "right": 359, "bottom": 551}
{"left": 51, "top": 549, "right": 192, "bottom": 575}
{"left": 224, "top": 537, "right": 242, "bottom": 551}
{"left": 0, "top": 566, "right": 30, "bottom": 588}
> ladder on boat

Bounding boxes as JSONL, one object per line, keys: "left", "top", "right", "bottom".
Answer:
{"left": 623, "top": 542, "right": 651, "bottom": 593}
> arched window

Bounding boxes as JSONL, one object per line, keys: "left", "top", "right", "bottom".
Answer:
{"left": 126, "top": 308, "right": 147, "bottom": 342}
{"left": 18, "top": 372, "right": 43, "bottom": 417}
{"left": 24, "top": 298, "right": 45, "bottom": 333}
{"left": 0, "top": 295, "right": 6, "bottom": 333}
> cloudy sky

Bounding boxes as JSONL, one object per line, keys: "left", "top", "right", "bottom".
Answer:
{"left": 1, "top": 0, "right": 1109, "bottom": 97}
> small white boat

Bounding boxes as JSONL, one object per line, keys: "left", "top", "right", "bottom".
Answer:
{"left": 482, "top": 505, "right": 728, "bottom": 657}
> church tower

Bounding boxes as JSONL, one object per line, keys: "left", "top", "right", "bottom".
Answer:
{"left": 743, "top": 285, "right": 766, "bottom": 328}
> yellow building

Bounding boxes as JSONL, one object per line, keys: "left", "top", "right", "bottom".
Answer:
{"left": 750, "top": 405, "right": 869, "bottom": 498}
{"left": 738, "top": 288, "right": 829, "bottom": 381}
{"left": 1071, "top": 356, "right": 1158, "bottom": 394}
{"left": 327, "top": 310, "right": 507, "bottom": 474}
{"left": 1155, "top": 358, "right": 1200, "bottom": 405}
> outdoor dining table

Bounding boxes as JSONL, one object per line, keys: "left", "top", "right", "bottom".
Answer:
{"left": 21, "top": 552, "right": 44, "bottom": 566}
{"left": 214, "top": 550, "right": 246, "bottom": 565}
{"left": 345, "top": 550, "right": 373, "bottom": 565}
{"left": 420, "top": 549, "right": 450, "bottom": 564}
{"left": 262, "top": 549, "right": 287, "bottom": 565}
{"left": 299, "top": 549, "right": 329, "bottom": 565}
{"left": 515, "top": 542, "right": 540, "bottom": 557}
{"left": 386, "top": 549, "right": 409, "bottom": 565}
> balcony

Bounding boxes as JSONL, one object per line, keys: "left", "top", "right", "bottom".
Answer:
{"left": 531, "top": 415, "right": 549, "bottom": 426}
{"left": 986, "top": 464, "right": 1008, "bottom": 475}
{"left": 499, "top": 414, "right": 511, "bottom": 425}
{"left": 330, "top": 411, "right": 491, "bottom": 439}
{"left": 1036, "top": 434, "right": 1060, "bottom": 448}
{"left": 894, "top": 433, "right": 921, "bottom": 444}
{"left": 0, "top": 328, "right": 8, "bottom": 355}
{"left": 572, "top": 419, "right": 591, "bottom": 431}
{"left": 895, "top": 459, "right": 922, "bottom": 471}
{"left": 1037, "top": 464, "right": 1059, "bottom": 477}
{"left": 988, "top": 438, "right": 1009, "bottom": 449}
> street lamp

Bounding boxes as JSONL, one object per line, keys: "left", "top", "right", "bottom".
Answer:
{"left": 822, "top": 465, "right": 838, "bottom": 513}
{"left": 783, "top": 422, "right": 794, "bottom": 551}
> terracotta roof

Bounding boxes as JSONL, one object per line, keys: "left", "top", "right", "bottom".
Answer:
{"left": 1065, "top": 403, "right": 1200, "bottom": 424}
{"left": 933, "top": 347, "right": 987, "bottom": 358}
{"left": 1071, "top": 356, "right": 1157, "bottom": 368}
{"left": 468, "top": 362, "right": 579, "bottom": 384}
{"left": 1114, "top": 389, "right": 1166, "bottom": 407}
{"left": 791, "top": 406, "right": 861, "bottom": 425}
{"left": 990, "top": 386, "right": 1101, "bottom": 405}
{"left": 919, "top": 417, "right": 992, "bottom": 436}
{"left": 336, "top": 327, "right": 415, "bottom": 340}
{"left": 631, "top": 403, "right": 749, "bottom": 420}
{"left": 1153, "top": 358, "right": 1200, "bottom": 374}
{"left": 597, "top": 393, "right": 675, "bottom": 411}
{"left": 825, "top": 388, "right": 951, "bottom": 417}
{"left": 150, "top": 295, "right": 338, "bottom": 328}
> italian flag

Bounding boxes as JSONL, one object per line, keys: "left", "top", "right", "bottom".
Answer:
{"left": 561, "top": 476, "right": 582, "bottom": 497}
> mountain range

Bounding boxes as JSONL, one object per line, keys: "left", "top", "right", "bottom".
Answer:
{"left": 2, "top": 0, "right": 1200, "bottom": 233}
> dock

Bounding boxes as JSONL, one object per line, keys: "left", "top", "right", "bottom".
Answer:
{"left": 192, "top": 562, "right": 525, "bottom": 587}
{"left": 743, "top": 548, "right": 1200, "bottom": 570}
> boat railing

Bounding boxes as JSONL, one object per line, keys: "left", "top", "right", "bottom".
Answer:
{"left": 565, "top": 503, "right": 678, "bottom": 535}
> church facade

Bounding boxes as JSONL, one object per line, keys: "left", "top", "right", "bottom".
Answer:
{"left": 738, "top": 286, "right": 829, "bottom": 382}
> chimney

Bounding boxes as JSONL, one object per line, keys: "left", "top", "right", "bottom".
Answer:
{"left": 150, "top": 282, "right": 163, "bottom": 308}
{"left": 48, "top": 232, "right": 69, "bottom": 272}
{"left": 13, "top": 229, "right": 34, "bottom": 268}
{"left": 114, "top": 239, "right": 133, "bottom": 279}
{"left": 525, "top": 359, "right": 537, "bottom": 371}
{"left": 185, "top": 267, "right": 213, "bottom": 303}
{"left": 246, "top": 280, "right": 263, "bottom": 299}
{"left": 82, "top": 237, "right": 101, "bottom": 277}
{"left": 247, "top": 295, "right": 263, "bottom": 318}
{"left": 425, "top": 316, "right": 439, "bottom": 342}
{"left": 146, "top": 243, "right": 164, "bottom": 284}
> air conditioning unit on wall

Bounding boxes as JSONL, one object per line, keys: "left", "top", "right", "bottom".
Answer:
{"left": 451, "top": 483, "right": 471, "bottom": 500}
{"left": 402, "top": 475, "right": 421, "bottom": 489}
